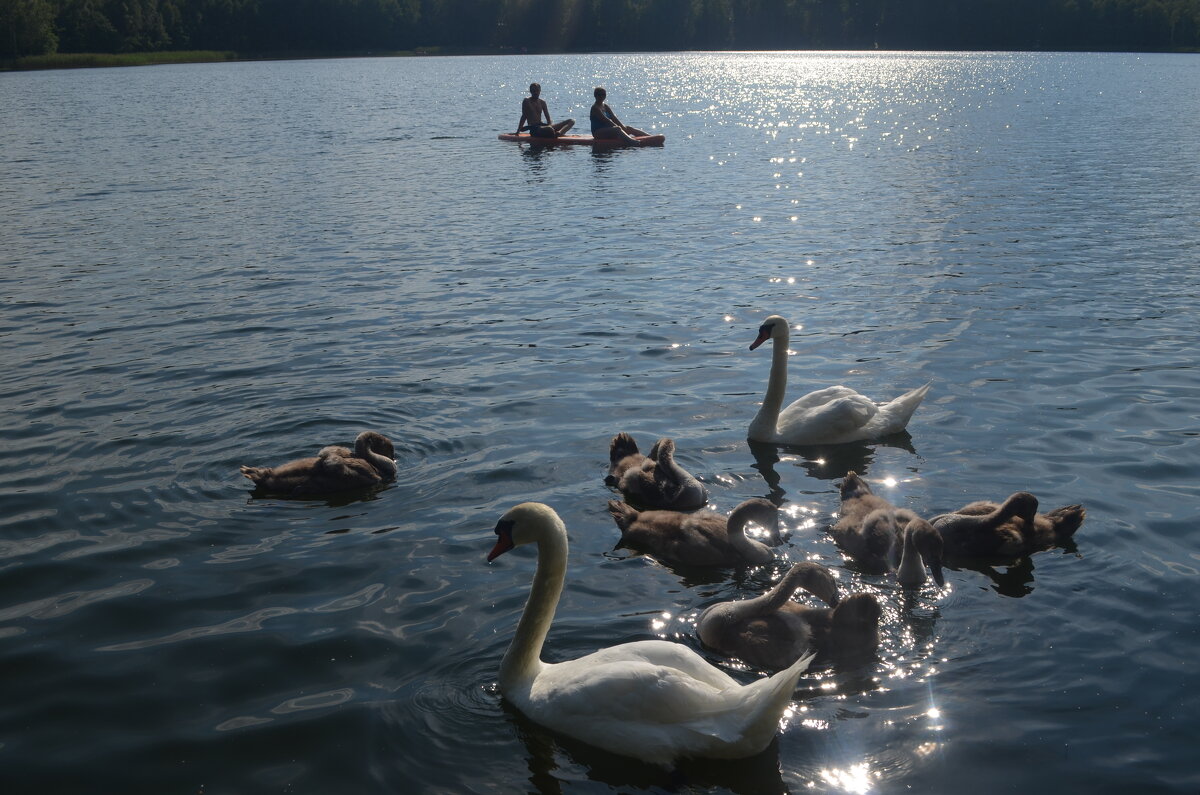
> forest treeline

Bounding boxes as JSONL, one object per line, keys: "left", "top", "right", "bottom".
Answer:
{"left": 4, "top": 0, "right": 1199, "bottom": 61}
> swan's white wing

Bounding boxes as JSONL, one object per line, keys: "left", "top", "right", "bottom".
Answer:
{"left": 771, "top": 383, "right": 930, "bottom": 444}
{"left": 562, "top": 640, "right": 738, "bottom": 690}
{"left": 523, "top": 642, "right": 741, "bottom": 730}
{"left": 777, "top": 393, "right": 877, "bottom": 442}
{"left": 780, "top": 385, "right": 864, "bottom": 412}
{"left": 533, "top": 661, "right": 728, "bottom": 721}
{"left": 508, "top": 640, "right": 812, "bottom": 765}
{"left": 520, "top": 650, "right": 756, "bottom": 762}
{"left": 859, "top": 382, "right": 932, "bottom": 437}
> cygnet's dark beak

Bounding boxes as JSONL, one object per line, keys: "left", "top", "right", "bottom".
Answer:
{"left": 929, "top": 559, "right": 946, "bottom": 588}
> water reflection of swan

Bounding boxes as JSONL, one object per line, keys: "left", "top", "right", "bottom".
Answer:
{"left": 487, "top": 502, "right": 813, "bottom": 766}
{"left": 965, "top": 557, "right": 1038, "bottom": 598}
{"left": 748, "top": 315, "right": 930, "bottom": 445}
{"left": 749, "top": 439, "right": 877, "bottom": 495}
{"left": 504, "top": 698, "right": 791, "bottom": 794}
{"left": 239, "top": 431, "right": 396, "bottom": 496}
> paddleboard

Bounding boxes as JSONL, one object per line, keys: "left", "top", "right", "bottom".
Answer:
{"left": 498, "top": 133, "right": 665, "bottom": 147}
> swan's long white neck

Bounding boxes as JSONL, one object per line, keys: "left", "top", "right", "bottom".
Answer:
{"left": 751, "top": 330, "right": 789, "bottom": 440}
{"left": 499, "top": 518, "right": 567, "bottom": 691}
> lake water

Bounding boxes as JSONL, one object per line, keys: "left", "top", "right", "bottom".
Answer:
{"left": 1, "top": 51, "right": 1198, "bottom": 793}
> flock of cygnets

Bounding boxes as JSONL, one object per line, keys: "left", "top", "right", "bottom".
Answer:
{"left": 239, "top": 313, "right": 1086, "bottom": 768}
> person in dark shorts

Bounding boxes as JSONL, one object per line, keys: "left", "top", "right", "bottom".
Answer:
{"left": 517, "top": 83, "right": 575, "bottom": 138}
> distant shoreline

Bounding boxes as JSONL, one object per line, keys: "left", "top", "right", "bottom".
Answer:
{"left": 0, "top": 48, "right": 462, "bottom": 72}
{"left": 4, "top": 51, "right": 239, "bottom": 71}
{"left": 5, "top": 45, "right": 1196, "bottom": 72}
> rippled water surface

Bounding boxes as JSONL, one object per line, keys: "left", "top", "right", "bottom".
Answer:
{"left": 2, "top": 52, "right": 1199, "bottom": 793}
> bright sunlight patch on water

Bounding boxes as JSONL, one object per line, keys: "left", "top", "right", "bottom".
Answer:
{"left": 819, "top": 762, "right": 875, "bottom": 794}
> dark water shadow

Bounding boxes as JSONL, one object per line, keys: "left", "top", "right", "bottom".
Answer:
{"left": 243, "top": 483, "right": 391, "bottom": 509}
{"left": 518, "top": 144, "right": 556, "bottom": 181}
{"left": 604, "top": 525, "right": 795, "bottom": 589}
{"left": 589, "top": 147, "right": 624, "bottom": 172}
{"left": 893, "top": 590, "right": 944, "bottom": 673}
{"left": 749, "top": 433, "right": 918, "bottom": 497}
{"left": 977, "top": 558, "right": 1038, "bottom": 598}
{"left": 503, "top": 701, "right": 795, "bottom": 794}
{"left": 941, "top": 535, "right": 1081, "bottom": 598}
{"left": 603, "top": 489, "right": 711, "bottom": 516}
{"left": 825, "top": 660, "right": 884, "bottom": 699}
{"left": 602, "top": 549, "right": 760, "bottom": 588}
{"left": 945, "top": 556, "right": 1039, "bottom": 598}
{"left": 723, "top": 646, "right": 885, "bottom": 698}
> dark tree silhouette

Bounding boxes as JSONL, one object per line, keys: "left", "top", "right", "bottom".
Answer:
{"left": 9, "top": 0, "right": 1198, "bottom": 60}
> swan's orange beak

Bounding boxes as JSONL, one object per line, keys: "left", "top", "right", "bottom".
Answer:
{"left": 487, "top": 520, "right": 515, "bottom": 562}
{"left": 750, "top": 327, "right": 771, "bottom": 350}
{"left": 487, "top": 536, "right": 513, "bottom": 561}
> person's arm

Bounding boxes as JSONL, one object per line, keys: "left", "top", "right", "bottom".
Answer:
{"left": 540, "top": 98, "right": 553, "bottom": 125}
{"left": 517, "top": 99, "right": 529, "bottom": 133}
{"left": 604, "top": 103, "right": 626, "bottom": 130}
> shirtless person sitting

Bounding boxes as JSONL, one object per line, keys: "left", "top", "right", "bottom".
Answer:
{"left": 518, "top": 83, "right": 575, "bottom": 138}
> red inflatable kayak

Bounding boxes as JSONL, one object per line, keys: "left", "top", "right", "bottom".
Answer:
{"left": 498, "top": 133, "right": 665, "bottom": 147}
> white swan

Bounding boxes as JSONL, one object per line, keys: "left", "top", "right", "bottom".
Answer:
{"left": 487, "top": 502, "right": 814, "bottom": 766}
{"left": 748, "top": 315, "right": 931, "bottom": 445}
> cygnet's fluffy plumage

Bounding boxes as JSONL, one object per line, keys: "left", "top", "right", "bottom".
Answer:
{"left": 748, "top": 315, "right": 930, "bottom": 445}
{"left": 930, "top": 492, "right": 1085, "bottom": 558}
{"left": 831, "top": 472, "right": 944, "bottom": 587}
{"left": 240, "top": 431, "right": 396, "bottom": 496}
{"left": 606, "top": 433, "right": 708, "bottom": 510}
{"left": 608, "top": 498, "right": 783, "bottom": 567}
{"left": 697, "top": 562, "right": 882, "bottom": 671}
{"left": 488, "top": 502, "right": 814, "bottom": 766}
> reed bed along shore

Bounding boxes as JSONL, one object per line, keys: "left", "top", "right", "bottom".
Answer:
{"left": 5, "top": 50, "right": 236, "bottom": 71}
{"left": 2, "top": 47, "right": 480, "bottom": 72}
